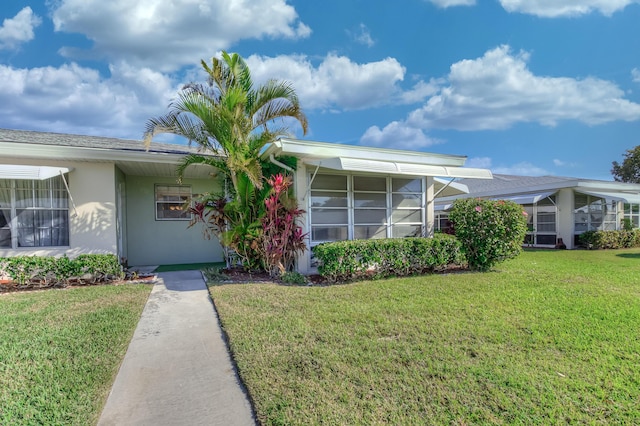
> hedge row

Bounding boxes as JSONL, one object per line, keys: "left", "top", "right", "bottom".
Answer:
{"left": 0, "top": 254, "right": 123, "bottom": 288}
{"left": 312, "top": 234, "right": 465, "bottom": 283}
{"left": 579, "top": 229, "right": 640, "bottom": 249}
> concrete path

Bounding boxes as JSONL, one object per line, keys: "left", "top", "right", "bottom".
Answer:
{"left": 98, "top": 270, "right": 256, "bottom": 426}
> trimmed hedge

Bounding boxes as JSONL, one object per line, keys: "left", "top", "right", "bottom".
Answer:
{"left": 313, "top": 234, "right": 466, "bottom": 283}
{"left": 0, "top": 254, "right": 123, "bottom": 288}
{"left": 579, "top": 229, "right": 640, "bottom": 249}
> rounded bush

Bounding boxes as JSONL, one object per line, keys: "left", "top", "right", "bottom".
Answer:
{"left": 449, "top": 198, "right": 528, "bottom": 271}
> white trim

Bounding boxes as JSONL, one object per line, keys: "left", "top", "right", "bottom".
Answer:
{"left": 576, "top": 190, "right": 640, "bottom": 205}
{"left": 0, "top": 165, "right": 72, "bottom": 180}
{"left": 490, "top": 191, "right": 557, "bottom": 205}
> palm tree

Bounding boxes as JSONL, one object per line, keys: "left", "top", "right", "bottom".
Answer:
{"left": 143, "top": 51, "right": 308, "bottom": 269}
{"left": 144, "top": 51, "right": 308, "bottom": 193}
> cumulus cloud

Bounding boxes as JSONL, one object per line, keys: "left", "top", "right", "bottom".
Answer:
{"left": 0, "top": 7, "right": 42, "bottom": 50}
{"left": 246, "top": 53, "right": 406, "bottom": 110}
{"left": 407, "top": 45, "right": 640, "bottom": 131}
{"left": 360, "top": 121, "right": 440, "bottom": 149}
{"left": 632, "top": 68, "right": 640, "bottom": 83}
{"left": 465, "top": 157, "right": 493, "bottom": 169}
{"left": 0, "top": 62, "right": 178, "bottom": 138}
{"left": 499, "top": 0, "right": 640, "bottom": 17}
{"left": 427, "top": 0, "right": 476, "bottom": 7}
{"left": 50, "top": 0, "right": 310, "bottom": 71}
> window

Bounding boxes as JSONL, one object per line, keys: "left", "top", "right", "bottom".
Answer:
{"left": 0, "top": 176, "right": 69, "bottom": 248}
{"left": 155, "top": 185, "right": 191, "bottom": 220}
{"left": 522, "top": 196, "right": 557, "bottom": 246}
{"left": 624, "top": 203, "right": 640, "bottom": 228}
{"left": 574, "top": 194, "right": 617, "bottom": 234}
{"left": 309, "top": 173, "right": 424, "bottom": 244}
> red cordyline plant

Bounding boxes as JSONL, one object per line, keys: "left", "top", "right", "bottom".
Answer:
{"left": 262, "top": 173, "right": 307, "bottom": 277}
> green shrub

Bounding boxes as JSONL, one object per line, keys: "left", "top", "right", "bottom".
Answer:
{"left": 0, "top": 254, "right": 122, "bottom": 287}
{"left": 579, "top": 229, "right": 640, "bottom": 249}
{"left": 449, "top": 198, "right": 528, "bottom": 272}
{"left": 280, "top": 271, "right": 308, "bottom": 285}
{"left": 313, "top": 234, "right": 465, "bottom": 283}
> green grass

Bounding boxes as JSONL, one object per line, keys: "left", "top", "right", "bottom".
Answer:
{"left": 0, "top": 284, "right": 151, "bottom": 425}
{"left": 155, "top": 262, "right": 225, "bottom": 272}
{"left": 209, "top": 249, "right": 640, "bottom": 425}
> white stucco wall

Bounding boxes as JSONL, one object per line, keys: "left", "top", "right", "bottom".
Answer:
{"left": 124, "top": 175, "right": 224, "bottom": 266}
{"left": 556, "top": 188, "right": 575, "bottom": 249}
{"left": 0, "top": 159, "right": 118, "bottom": 258}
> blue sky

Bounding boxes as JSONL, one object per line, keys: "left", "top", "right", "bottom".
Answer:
{"left": 1, "top": 1, "right": 640, "bottom": 180}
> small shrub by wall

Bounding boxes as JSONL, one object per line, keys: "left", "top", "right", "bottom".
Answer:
{"left": 449, "top": 198, "right": 528, "bottom": 272}
{"left": 0, "top": 254, "right": 123, "bottom": 288}
{"left": 579, "top": 229, "right": 640, "bottom": 249}
{"left": 312, "top": 234, "right": 465, "bottom": 283}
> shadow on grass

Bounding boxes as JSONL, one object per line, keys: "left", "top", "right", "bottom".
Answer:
{"left": 616, "top": 253, "right": 640, "bottom": 259}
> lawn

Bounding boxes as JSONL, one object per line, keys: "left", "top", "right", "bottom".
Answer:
{"left": 0, "top": 284, "right": 151, "bottom": 425}
{"left": 209, "top": 249, "right": 640, "bottom": 425}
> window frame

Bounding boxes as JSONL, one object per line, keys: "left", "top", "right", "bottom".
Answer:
{"left": 154, "top": 184, "right": 193, "bottom": 221}
{"left": 308, "top": 173, "right": 425, "bottom": 245}
{"left": 0, "top": 176, "right": 70, "bottom": 249}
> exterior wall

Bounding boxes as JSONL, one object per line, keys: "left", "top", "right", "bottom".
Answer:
{"left": 115, "top": 167, "right": 128, "bottom": 262}
{"left": 124, "top": 175, "right": 224, "bottom": 266}
{"left": 294, "top": 164, "right": 311, "bottom": 273}
{"left": 0, "top": 159, "right": 118, "bottom": 258}
{"left": 556, "top": 189, "right": 575, "bottom": 249}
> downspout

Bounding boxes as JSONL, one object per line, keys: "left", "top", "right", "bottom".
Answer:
{"left": 269, "top": 154, "right": 293, "bottom": 172}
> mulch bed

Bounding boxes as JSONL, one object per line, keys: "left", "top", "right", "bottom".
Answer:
{"left": 0, "top": 273, "right": 157, "bottom": 294}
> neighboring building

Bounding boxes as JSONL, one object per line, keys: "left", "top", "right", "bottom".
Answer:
{"left": 0, "top": 130, "right": 494, "bottom": 271}
{"left": 0, "top": 128, "right": 223, "bottom": 266}
{"left": 434, "top": 174, "right": 640, "bottom": 249}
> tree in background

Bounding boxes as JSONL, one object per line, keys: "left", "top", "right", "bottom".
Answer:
{"left": 611, "top": 146, "right": 640, "bottom": 183}
{"left": 144, "top": 51, "right": 308, "bottom": 269}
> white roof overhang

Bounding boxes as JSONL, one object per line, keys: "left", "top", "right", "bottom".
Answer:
{"left": 491, "top": 191, "right": 557, "bottom": 205}
{"left": 577, "top": 190, "right": 640, "bottom": 204}
{"left": 0, "top": 165, "right": 72, "bottom": 180}
{"left": 305, "top": 157, "right": 493, "bottom": 180}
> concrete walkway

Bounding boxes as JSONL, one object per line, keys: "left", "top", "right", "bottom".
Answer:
{"left": 98, "top": 270, "right": 255, "bottom": 426}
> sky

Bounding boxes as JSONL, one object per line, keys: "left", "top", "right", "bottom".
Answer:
{"left": 1, "top": 1, "right": 640, "bottom": 180}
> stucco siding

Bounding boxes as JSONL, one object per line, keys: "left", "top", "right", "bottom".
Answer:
{"left": 124, "top": 175, "right": 223, "bottom": 266}
{"left": 0, "top": 159, "right": 118, "bottom": 258}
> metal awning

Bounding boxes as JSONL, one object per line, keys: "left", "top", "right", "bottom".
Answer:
{"left": 491, "top": 191, "right": 557, "bottom": 205}
{"left": 0, "top": 165, "right": 72, "bottom": 180}
{"left": 577, "top": 190, "right": 640, "bottom": 205}
{"left": 305, "top": 157, "right": 493, "bottom": 179}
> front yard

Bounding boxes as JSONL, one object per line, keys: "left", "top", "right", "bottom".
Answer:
{"left": 209, "top": 249, "right": 640, "bottom": 425}
{"left": 0, "top": 284, "right": 151, "bottom": 425}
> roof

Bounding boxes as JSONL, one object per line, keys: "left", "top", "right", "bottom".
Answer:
{"left": 0, "top": 128, "right": 217, "bottom": 178}
{"left": 0, "top": 128, "right": 200, "bottom": 155}
{"left": 263, "top": 138, "right": 493, "bottom": 180}
{"left": 437, "top": 173, "right": 640, "bottom": 204}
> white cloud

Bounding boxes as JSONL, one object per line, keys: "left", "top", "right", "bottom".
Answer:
{"left": 499, "top": 0, "right": 640, "bottom": 17}
{"left": 0, "top": 7, "right": 42, "bottom": 50}
{"left": 632, "top": 68, "right": 640, "bottom": 83}
{"left": 349, "top": 23, "right": 374, "bottom": 47}
{"left": 553, "top": 159, "right": 566, "bottom": 166}
{"left": 407, "top": 45, "right": 640, "bottom": 131}
{"left": 360, "top": 121, "right": 440, "bottom": 149}
{"left": 0, "top": 62, "right": 178, "bottom": 139}
{"left": 465, "top": 157, "right": 492, "bottom": 169}
{"left": 427, "top": 0, "right": 476, "bottom": 7}
{"left": 400, "top": 79, "right": 442, "bottom": 104}
{"left": 246, "top": 53, "right": 406, "bottom": 110}
{"left": 50, "top": 0, "right": 310, "bottom": 71}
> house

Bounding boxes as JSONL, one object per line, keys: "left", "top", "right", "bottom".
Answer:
{"left": 261, "top": 138, "right": 493, "bottom": 273}
{"left": 0, "top": 128, "right": 223, "bottom": 267}
{"left": 0, "top": 130, "right": 494, "bottom": 271}
{"left": 434, "top": 174, "right": 640, "bottom": 249}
